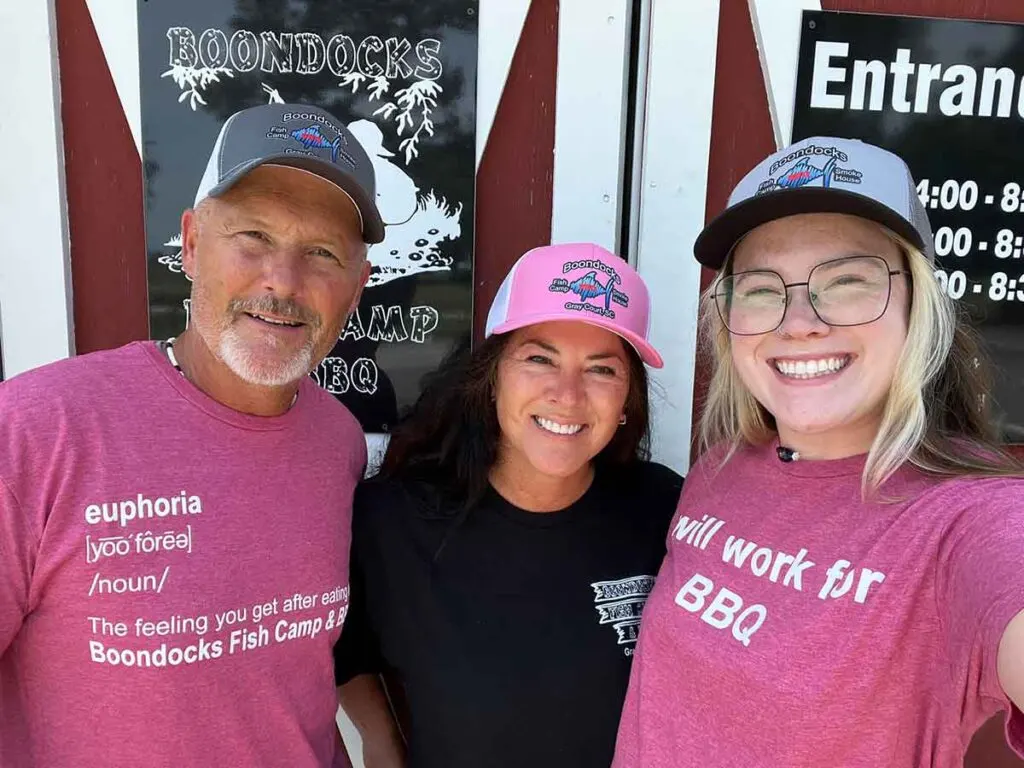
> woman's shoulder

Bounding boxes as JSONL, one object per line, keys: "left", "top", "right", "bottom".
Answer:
{"left": 614, "top": 460, "right": 684, "bottom": 493}
{"left": 354, "top": 475, "right": 451, "bottom": 524}
{"left": 350, "top": 476, "right": 465, "bottom": 564}
{"left": 354, "top": 474, "right": 403, "bottom": 505}
{"left": 604, "top": 460, "right": 684, "bottom": 515}
{"left": 921, "top": 472, "right": 1024, "bottom": 510}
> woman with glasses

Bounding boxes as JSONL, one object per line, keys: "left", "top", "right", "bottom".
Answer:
{"left": 336, "top": 243, "right": 682, "bottom": 768}
{"left": 613, "top": 137, "right": 1024, "bottom": 767}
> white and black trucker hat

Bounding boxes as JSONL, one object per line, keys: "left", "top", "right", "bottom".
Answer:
{"left": 193, "top": 102, "right": 385, "bottom": 244}
{"left": 694, "top": 136, "right": 934, "bottom": 269}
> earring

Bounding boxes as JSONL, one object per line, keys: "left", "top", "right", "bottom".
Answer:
{"left": 618, "top": 415, "right": 627, "bottom": 426}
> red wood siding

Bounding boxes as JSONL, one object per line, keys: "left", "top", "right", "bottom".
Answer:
{"left": 472, "top": 0, "right": 558, "bottom": 339}
{"left": 56, "top": 0, "right": 149, "bottom": 352}
{"left": 692, "top": 0, "right": 777, "bottom": 455}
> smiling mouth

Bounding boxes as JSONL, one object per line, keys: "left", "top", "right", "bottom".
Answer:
{"left": 773, "top": 355, "right": 851, "bottom": 380}
{"left": 533, "top": 416, "right": 585, "bottom": 435}
{"left": 245, "top": 312, "right": 304, "bottom": 328}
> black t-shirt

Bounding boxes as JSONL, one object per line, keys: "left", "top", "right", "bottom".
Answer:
{"left": 334, "top": 461, "right": 683, "bottom": 768}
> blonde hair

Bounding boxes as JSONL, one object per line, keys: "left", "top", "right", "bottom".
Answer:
{"left": 698, "top": 228, "right": 1022, "bottom": 495}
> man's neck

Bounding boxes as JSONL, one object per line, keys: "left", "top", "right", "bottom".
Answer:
{"left": 171, "top": 329, "right": 299, "bottom": 417}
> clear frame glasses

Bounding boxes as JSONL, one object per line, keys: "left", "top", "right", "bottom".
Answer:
{"left": 714, "top": 255, "right": 904, "bottom": 336}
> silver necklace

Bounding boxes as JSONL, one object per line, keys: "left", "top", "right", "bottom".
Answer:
{"left": 163, "top": 337, "right": 297, "bottom": 409}
{"left": 165, "top": 336, "right": 184, "bottom": 373}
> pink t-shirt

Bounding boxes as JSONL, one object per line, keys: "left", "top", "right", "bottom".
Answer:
{"left": 614, "top": 441, "right": 1024, "bottom": 767}
{"left": 0, "top": 342, "right": 365, "bottom": 767}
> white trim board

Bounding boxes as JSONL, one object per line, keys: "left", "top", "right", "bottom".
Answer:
{"left": 633, "top": 0, "right": 720, "bottom": 472}
{"left": 85, "top": 0, "right": 142, "bottom": 154}
{"left": 748, "top": 0, "right": 822, "bottom": 148}
{"left": 0, "top": 0, "right": 74, "bottom": 377}
{"left": 477, "top": 0, "right": 530, "bottom": 169}
{"left": 551, "top": 0, "right": 634, "bottom": 252}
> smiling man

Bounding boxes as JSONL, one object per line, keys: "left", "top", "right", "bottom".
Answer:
{"left": 0, "top": 103, "right": 384, "bottom": 767}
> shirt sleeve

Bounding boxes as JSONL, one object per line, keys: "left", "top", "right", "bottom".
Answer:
{"left": 334, "top": 487, "right": 385, "bottom": 685}
{"left": 936, "top": 478, "right": 1024, "bottom": 753}
{"left": 623, "top": 461, "right": 684, "bottom": 536}
{"left": 651, "top": 464, "right": 684, "bottom": 536}
{"left": 0, "top": 474, "right": 35, "bottom": 655}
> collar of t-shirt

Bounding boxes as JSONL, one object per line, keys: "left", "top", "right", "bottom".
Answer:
{"left": 485, "top": 477, "right": 603, "bottom": 528}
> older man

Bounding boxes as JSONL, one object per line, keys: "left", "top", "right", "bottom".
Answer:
{"left": 0, "top": 103, "right": 383, "bottom": 767}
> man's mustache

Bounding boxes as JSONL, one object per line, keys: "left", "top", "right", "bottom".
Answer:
{"left": 228, "top": 295, "right": 321, "bottom": 330}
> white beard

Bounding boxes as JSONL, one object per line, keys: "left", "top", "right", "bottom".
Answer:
{"left": 189, "top": 293, "right": 318, "bottom": 387}
{"left": 187, "top": 266, "right": 325, "bottom": 388}
{"left": 215, "top": 322, "right": 316, "bottom": 387}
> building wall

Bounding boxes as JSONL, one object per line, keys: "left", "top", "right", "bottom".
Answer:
{"left": 56, "top": 0, "right": 148, "bottom": 354}
{"left": 8, "top": 0, "right": 1024, "bottom": 764}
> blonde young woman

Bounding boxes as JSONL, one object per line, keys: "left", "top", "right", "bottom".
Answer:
{"left": 613, "top": 137, "right": 1024, "bottom": 767}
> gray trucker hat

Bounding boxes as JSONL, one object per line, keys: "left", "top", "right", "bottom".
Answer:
{"left": 193, "top": 103, "right": 385, "bottom": 244}
{"left": 694, "top": 136, "right": 934, "bottom": 269}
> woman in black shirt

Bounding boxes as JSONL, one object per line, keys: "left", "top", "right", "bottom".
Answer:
{"left": 335, "top": 243, "right": 682, "bottom": 768}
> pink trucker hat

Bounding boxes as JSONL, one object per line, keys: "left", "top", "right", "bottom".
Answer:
{"left": 484, "top": 243, "right": 663, "bottom": 368}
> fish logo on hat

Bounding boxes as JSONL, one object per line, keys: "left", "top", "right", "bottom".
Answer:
{"left": 776, "top": 157, "right": 837, "bottom": 189}
{"left": 756, "top": 145, "right": 863, "bottom": 196}
{"left": 548, "top": 264, "right": 629, "bottom": 319}
{"left": 290, "top": 125, "right": 345, "bottom": 164}
{"left": 568, "top": 271, "right": 628, "bottom": 311}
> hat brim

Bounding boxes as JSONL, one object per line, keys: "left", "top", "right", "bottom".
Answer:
{"left": 206, "top": 154, "right": 386, "bottom": 244}
{"left": 489, "top": 313, "right": 664, "bottom": 369}
{"left": 694, "top": 187, "right": 927, "bottom": 270}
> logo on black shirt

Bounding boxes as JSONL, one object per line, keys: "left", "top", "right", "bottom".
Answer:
{"left": 590, "top": 575, "right": 656, "bottom": 655}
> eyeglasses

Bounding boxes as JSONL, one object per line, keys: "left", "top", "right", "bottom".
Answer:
{"left": 714, "top": 255, "right": 904, "bottom": 336}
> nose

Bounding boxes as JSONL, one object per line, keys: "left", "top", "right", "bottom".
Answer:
{"left": 777, "top": 286, "right": 830, "bottom": 339}
{"left": 260, "top": 248, "right": 303, "bottom": 298}
{"left": 547, "top": 368, "right": 585, "bottom": 406}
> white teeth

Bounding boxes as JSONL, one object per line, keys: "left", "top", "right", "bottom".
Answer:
{"left": 535, "top": 417, "right": 584, "bottom": 435}
{"left": 252, "top": 313, "right": 299, "bottom": 327}
{"left": 774, "top": 356, "right": 849, "bottom": 379}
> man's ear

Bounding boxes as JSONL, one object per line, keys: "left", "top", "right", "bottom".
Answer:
{"left": 180, "top": 208, "right": 200, "bottom": 280}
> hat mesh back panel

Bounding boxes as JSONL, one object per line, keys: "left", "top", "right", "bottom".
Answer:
{"left": 484, "top": 260, "right": 521, "bottom": 337}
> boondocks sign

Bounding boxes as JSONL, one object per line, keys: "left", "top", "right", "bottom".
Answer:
{"left": 138, "top": 1, "right": 478, "bottom": 432}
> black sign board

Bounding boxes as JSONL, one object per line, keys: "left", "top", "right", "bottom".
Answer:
{"left": 793, "top": 11, "right": 1024, "bottom": 440}
{"left": 137, "top": 1, "right": 477, "bottom": 432}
